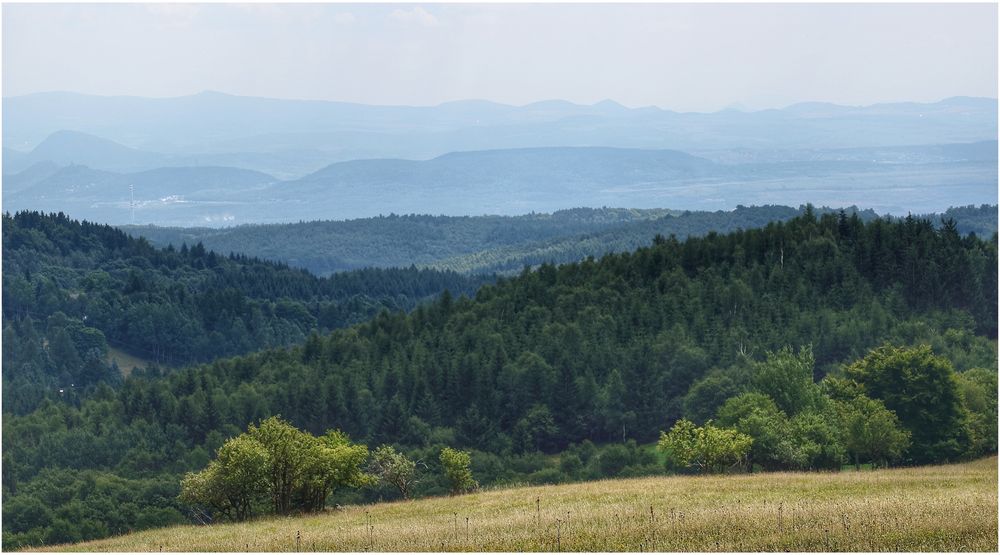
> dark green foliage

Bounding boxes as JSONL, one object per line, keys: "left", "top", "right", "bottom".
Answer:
{"left": 179, "top": 417, "right": 370, "bottom": 521}
{"left": 682, "top": 368, "right": 748, "bottom": 424}
{"left": 3, "top": 209, "right": 996, "bottom": 547}
{"left": 844, "top": 345, "right": 972, "bottom": 464}
{"left": 2, "top": 211, "right": 486, "bottom": 414}
{"left": 930, "top": 205, "right": 999, "bottom": 237}
{"left": 126, "top": 207, "right": 681, "bottom": 275}
{"left": 750, "top": 347, "right": 820, "bottom": 416}
{"left": 956, "top": 367, "right": 999, "bottom": 456}
{"left": 126, "top": 205, "right": 996, "bottom": 277}
{"left": 2, "top": 469, "right": 186, "bottom": 550}
{"left": 834, "top": 395, "right": 911, "bottom": 468}
{"left": 785, "top": 408, "right": 849, "bottom": 470}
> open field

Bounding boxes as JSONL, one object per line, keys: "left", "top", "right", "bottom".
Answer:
{"left": 39, "top": 457, "right": 997, "bottom": 552}
{"left": 105, "top": 347, "right": 161, "bottom": 378}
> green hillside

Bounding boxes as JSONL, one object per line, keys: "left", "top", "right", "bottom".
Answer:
{"left": 1, "top": 211, "right": 486, "bottom": 415}
{"left": 124, "top": 207, "right": 681, "bottom": 275}
{"left": 39, "top": 457, "right": 999, "bottom": 552}
{"left": 124, "top": 205, "right": 997, "bottom": 276}
{"left": 4, "top": 208, "right": 996, "bottom": 549}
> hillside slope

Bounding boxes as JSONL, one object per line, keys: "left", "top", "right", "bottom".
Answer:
{"left": 4, "top": 210, "right": 996, "bottom": 549}
{"left": 123, "top": 205, "right": 998, "bottom": 276}
{"left": 1, "top": 211, "right": 486, "bottom": 415}
{"left": 4, "top": 130, "right": 166, "bottom": 174}
{"left": 44, "top": 457, "right": 998, "bottom": 552}
{"left": 123, "top": 208, "right": 683, "bottom": 275}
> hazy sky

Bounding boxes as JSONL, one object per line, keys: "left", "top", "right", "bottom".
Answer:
{"left": 3, "top": 3, "right": 997, "bottom": 112}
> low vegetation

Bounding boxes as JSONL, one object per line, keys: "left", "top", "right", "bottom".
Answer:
{"left": 37, "top": 457, "right": 998, "bottom": 552}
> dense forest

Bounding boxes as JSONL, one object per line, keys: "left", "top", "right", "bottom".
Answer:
{"left": 125, "top": 204, "right": 997, "bottom": 276}
{"left": 3, "top": 208, "right": 996, "bottom": 548}
{"left": 1, "top": 211, "right": 487, "bottom": 415}
{"left": 123, "top": 207, "right": 681, "bottom": 275}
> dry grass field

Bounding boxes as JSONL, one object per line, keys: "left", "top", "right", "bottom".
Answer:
{"left": 40, "top": 457, "right": 997, "bottom": 552}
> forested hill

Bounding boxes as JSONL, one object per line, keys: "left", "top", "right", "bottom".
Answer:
{"left": 132, "top": 209, "right": 995, "bottom": 451}
{"left": 123, "top": 207, "right": 681, "bottom": 275}
{"left": 4, "top": 209, "right": 996, "bottom": 548}
{"left": 1, "top": 211, "right": 486, "bottom": 414}
{"left": 124, "top": 204, "right": 996, "bottom": 276}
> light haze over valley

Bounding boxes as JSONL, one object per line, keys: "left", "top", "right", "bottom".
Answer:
{"left": 2, "top": 3, "right": 997, "bottom": 226}
{"left": 2, "top": 4, "right": 999, "bottom": 552}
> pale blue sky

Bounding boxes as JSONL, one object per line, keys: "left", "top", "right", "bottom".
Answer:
{"left": 3, "top": 3, "right": 997, "bottom": 112}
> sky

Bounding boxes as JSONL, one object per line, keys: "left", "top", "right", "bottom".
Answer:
{"left": 2, "top": 3, "right": 997, "bottom": 112}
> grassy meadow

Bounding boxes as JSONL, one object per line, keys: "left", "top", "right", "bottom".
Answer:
{"left": 105, "top": 347, "right": 164, "bottom": 378}
{"left": 36, "top": 457, "right": 997, "bottom": 552}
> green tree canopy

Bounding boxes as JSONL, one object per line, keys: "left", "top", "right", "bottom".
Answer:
{"left": 844, "top": 345, "right": 969, "bottom": 463}
{"left": 179, "top": 434, "right": 269, "bottom": 521}
{"left": 956, "top": 368, "right": 998, "bottom": 456}
{"left": 180, "top": 417, "right": 370, "bottom": 520}
{"left": 715, "top": 393, "right": 793, "bottom": 470}
{"left": 751, "top": 346, "right": 819, "bottom": 416}
{"left": 658, "top": 419, "right": 753, "bottom": 473}
{"left": 369, "top": 445, "right": 418, "bottom": 500}
{"left": 439, "top": 447, "right": 477, "bottom": 495}
{"left": 834, "top": 395, "right": 911, "bottom": 468}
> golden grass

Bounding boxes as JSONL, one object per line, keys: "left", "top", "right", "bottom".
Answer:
{"left": 39, "top": 457, "right": 997, "bottom": 552}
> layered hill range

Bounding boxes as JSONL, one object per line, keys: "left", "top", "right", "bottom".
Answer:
{"left": 3, "top": 92, "right": 997, "bottom": 225}
{"left": 124, "top": 205, "right": 997, "bottom": 277}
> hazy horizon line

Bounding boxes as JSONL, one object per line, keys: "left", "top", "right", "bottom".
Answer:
{"left": 5, "top": 89, "right": 997, "bottom": 115}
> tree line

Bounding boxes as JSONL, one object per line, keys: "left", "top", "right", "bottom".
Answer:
{"left": 126, "top": 204, "right": 997, "bottom": 277}
{"left": 178, "top": 416, "right": 479, "bottom": 523}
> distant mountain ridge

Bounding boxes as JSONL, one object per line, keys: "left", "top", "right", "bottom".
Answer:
{"left": 4, "top": 142, "right": 996, "bottom": 225}
{"left": 4, "top": 91, "right": 995, "bottom": 177}
{"left": 285, "top": 146, "right": 716, "bottom": 197}
{"left": 11, "top": 130, "right": 164, "bottom": 173}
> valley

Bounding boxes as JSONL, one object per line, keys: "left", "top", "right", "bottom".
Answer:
{"left": 3, "top": 9, "right": 998, "bottom": 550}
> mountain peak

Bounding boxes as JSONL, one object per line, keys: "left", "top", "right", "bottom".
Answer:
{"left": 593, "top": 99, "right": 627, "bottom": 111}
{"left": 33, "top": 129, "right": 124, "bottom": 151}
{"left": 193, "top": 90, "right": 233, "bottom": 98}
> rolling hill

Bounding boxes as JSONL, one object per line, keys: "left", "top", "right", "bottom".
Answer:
{"left": 4, "top": 209, "right": 996, "bottom": 548}
{"left": 36, "top": 458, "right": 999, "bottom": 552}
{"left": 4, "top": 165, "right": 280, "bottom": 226}
{"left": 2, "top": 130, "right": 166, "bottom": 174}
{"left": 1, "top": 211, "right": 487, "bottom": 416}
{"left": 124, "top": 204, "right": 996, "bottom": 276}
{"left": 123, "top": 207, "right": 679, "bottom": 275}
{"left": 4, "top": 142, "right": 996, "bottom": 226}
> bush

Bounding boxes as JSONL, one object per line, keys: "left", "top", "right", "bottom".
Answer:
{"left": 439, "top": 447, "right": 477, "bottom": 495}
{"left": 527, "top": 467, "right": 566, "bottom": 485}
{"left": 597, "top": 444, "right": 631, "bottom": 477}
{"left": 658, "top": 419, "right": 752, "bottom": 473}
{"left": 558, "top": 453, "right": 583, "bottom": 477}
